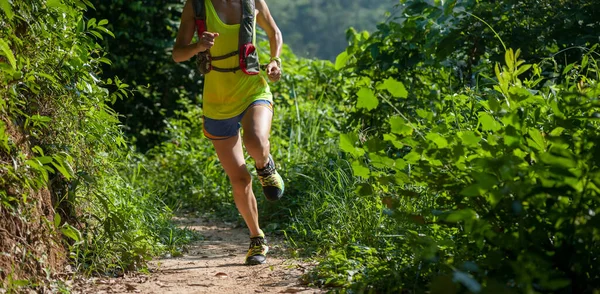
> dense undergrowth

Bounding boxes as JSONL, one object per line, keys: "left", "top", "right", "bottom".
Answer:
{"left": 1, "top": 1, "right": 196, "bottom": 291}
{"left": 296, "top": 1, "right": 600, "bottom": 292}
{"left": 2, "top": 0, "right": 600, "bottom": 293}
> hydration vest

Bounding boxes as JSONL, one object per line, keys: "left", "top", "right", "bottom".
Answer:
{"left": 192, "top": 0, "right": 260, "bottom": 75}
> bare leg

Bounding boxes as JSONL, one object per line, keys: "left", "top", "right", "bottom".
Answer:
{"left": 241, "top": 105, "right": 273, "bottom": 169}
{"left": 212, "top": 134, "right": 261, "bottom": 237}
{"left": 242, "top": 103, "right": 284, "bottom": 202}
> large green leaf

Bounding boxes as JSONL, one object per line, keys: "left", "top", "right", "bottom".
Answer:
{"left": 339, "top": 133, "right": 365, "bottom": 157}
{"left": 0, "top": 121, "right": 9, "bottom": 151}
{"left": 47, "top": 0, "right": 68, "bottom": 11}
{"left": 61, "top": 224, "right": 81, "bottom": 242}
{"left": 51, "top": 158, "right": 73, "bottom": 180}
{"left": 54, "top": 213, "right": 62, "bottom": 229}
{"left": 446, "top": 209, "right": 477, "bottom": 222}
{"left": 458, "top": 131, "right": 481, "bottom": 147}
{"left": 389, "top": 116, "right": 413, "bottom": 136}
{"left": 460, "top": 184, "right": 484, "bottom": 197}
{"left": 384, "top": 134, "right": 404, "bottom": 149}
{"left": 527, "top": 129, "right": 546, "bottom": 151}
{"left": 377, "top": 78, "right": 408, "bottom": 99}
{"left": 403, "top": 151, "right": 421, "bottom": 164}
{"left": 356, "top": 87, "right": 378, "bottom": 110}
{"left": 334, "top": 51, "right": 349, "bottom": 70}
{"left": 539, "top": 152, "right": 577, "bottom": 169}
{"left": 351, "top": 160, "right": 370, "bottom": 178}
{"left": 478, "top": 112, "right": 501, "bottom": 132}
{"left": 426, "top": 132, "right": 448, "bottom": 148}
{"left": 370, "top": 153, "right": 395, "bottom": 169}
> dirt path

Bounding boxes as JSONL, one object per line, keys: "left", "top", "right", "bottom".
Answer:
{"left": 74, "top": 217, "right": 324, "bottom": 294}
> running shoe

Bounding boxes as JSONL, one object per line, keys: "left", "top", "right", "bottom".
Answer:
{"left": 256, "top": 155, "right": 284, "bottom": 201}
{"left": 245, "top": 234, "right": 269, "bottom": 265}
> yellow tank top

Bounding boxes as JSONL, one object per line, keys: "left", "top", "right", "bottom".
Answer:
{"left": 202, "top": 0, "right": 272, "bottom": 120}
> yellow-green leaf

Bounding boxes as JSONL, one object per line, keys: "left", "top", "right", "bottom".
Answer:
{"left": 446, "top": 209, "right": 477, "bottom": 222}
{"left": 478, "top": 112, "right": 501, "bottom": 132}
{"left": 61, "top": 224, "right": 81, "bottom": 242}
{"left": 0, "top": 38, "right": 16, "bottom": 70}
{"left": 54, "top": 213, "right": 62, "bottom": 229}
{"left": 47, "top": 0, "right": 67, "bottom": 10}
{"left": 389, "top": 116, "right": 413, "bottom": 136}
{"left": 339, "top": 133, "right": 365, "bottom": 157}
{"left": 356, "top": 87, "right": 378, "bottom": 110}
{"left": 549, "top": 127, "right": 565, "bottom": 137}
{"left": 377, "top": 78, "right": 408, "bottom": 99}
{"left": 458, "top": 131, "right": 481, "bottom": 147}
{"left": 335, "top": 51, "right": 349, "bottom": 70}
{"left": 404, "top": 151, "right": 421, "bottom": 164}
{"left": 351, "top": 161, "right": 370, "bottom": 178}
{"left": 527, "top": 129, "right": 546, "bottom": 151}
{"left": 0, "top": 121, "right": 9, "bottom": 151}
{"left": 0, "top": 0, "right": 14, "bottom": 20}
{"left": 51, "top": 160, "right": 73, "bottom": 180}
{"left": 426, "top": 132, "right": 448, "bottom": 148}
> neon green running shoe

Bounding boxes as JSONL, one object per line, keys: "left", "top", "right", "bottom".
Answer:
{"left": 256, "top": 155, "right": 284, "bottom": 201}
{"left": 245, "top": 235, "right": 269, "bottom": 265}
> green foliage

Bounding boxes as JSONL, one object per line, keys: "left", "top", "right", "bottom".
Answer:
{"left": 0, "top": 0, "right": 198, "bottom": 289}
{"left": 86, "top": 0, "right": 202, "bottom": 151}
{"left": 340, "top": 0, "right": 600, "bottom": 89}
{"left": 278, "top": 1, "right": 600, "bottom": 293}
{"left": 131, "top": 97, "right": 235, "bottom": 215}
{"left": 331, "top": 20, "right": 600, "bottom": 294}
{"left": 335, "top": 49, "right": 599, "bottom": 292}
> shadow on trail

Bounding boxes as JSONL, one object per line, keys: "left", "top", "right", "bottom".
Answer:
{"left": 78, "top": 217, "right": 323, "bottom": 294}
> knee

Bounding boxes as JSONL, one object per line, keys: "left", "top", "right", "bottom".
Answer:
{"left": 244, "top": 132, "right": 270, "bottom": 152}
{"left": 228, "top": 170, "right": 252, "bottom": 187}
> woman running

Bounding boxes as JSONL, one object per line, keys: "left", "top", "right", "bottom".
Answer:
{"left": 172, "top": 0, "right": 284, "bottom": 265}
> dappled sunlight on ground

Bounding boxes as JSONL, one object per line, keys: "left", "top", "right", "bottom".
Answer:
{"left": 74, "top": 217, "right": 323, "bottom": 294}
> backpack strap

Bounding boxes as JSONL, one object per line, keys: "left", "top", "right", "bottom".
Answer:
{"left": 192, "top": 0, "right": 260, "bottom": 75}
{"left": 192, "top": 0, "right": 214, "bottom": 75}
{"left": 211, "top": 50, "right": 238, "bottom": 61}
{"left": 191, "top": 0, "right": 207, "bottom": 37}
{"left": 238, "top": 0, "right": 260, "bottom": 75}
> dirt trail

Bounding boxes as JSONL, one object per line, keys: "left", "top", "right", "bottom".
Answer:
{"left": 75, "top": 217, "right": 324, "bottom": 294}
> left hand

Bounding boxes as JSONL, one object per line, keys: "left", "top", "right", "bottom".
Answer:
{"left": 266, "top": 61, "right": 281, "bottom": 82}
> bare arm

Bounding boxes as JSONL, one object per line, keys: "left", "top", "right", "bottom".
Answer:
{"left": 256, "top": 0, "right": 283, "bottom": 81}
{"left": 172, "top": 0, "right": 218, "bottom": 63}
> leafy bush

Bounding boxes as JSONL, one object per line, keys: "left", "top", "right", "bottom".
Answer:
{"left": 288, "top": 1, "right": 600, "bottom": 293}
{"left": 0, "top": 0, "right": 197, "bottom": 289}
{"left": 336, "top": 46, "right": 600, "bottom": 293}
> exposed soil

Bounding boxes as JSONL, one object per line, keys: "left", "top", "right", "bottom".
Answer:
{"left": 0, "top": 117, "right": 65, "bottom": 285}
{"left": 73, "top": 217, "right": 325, "bottom": 294}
